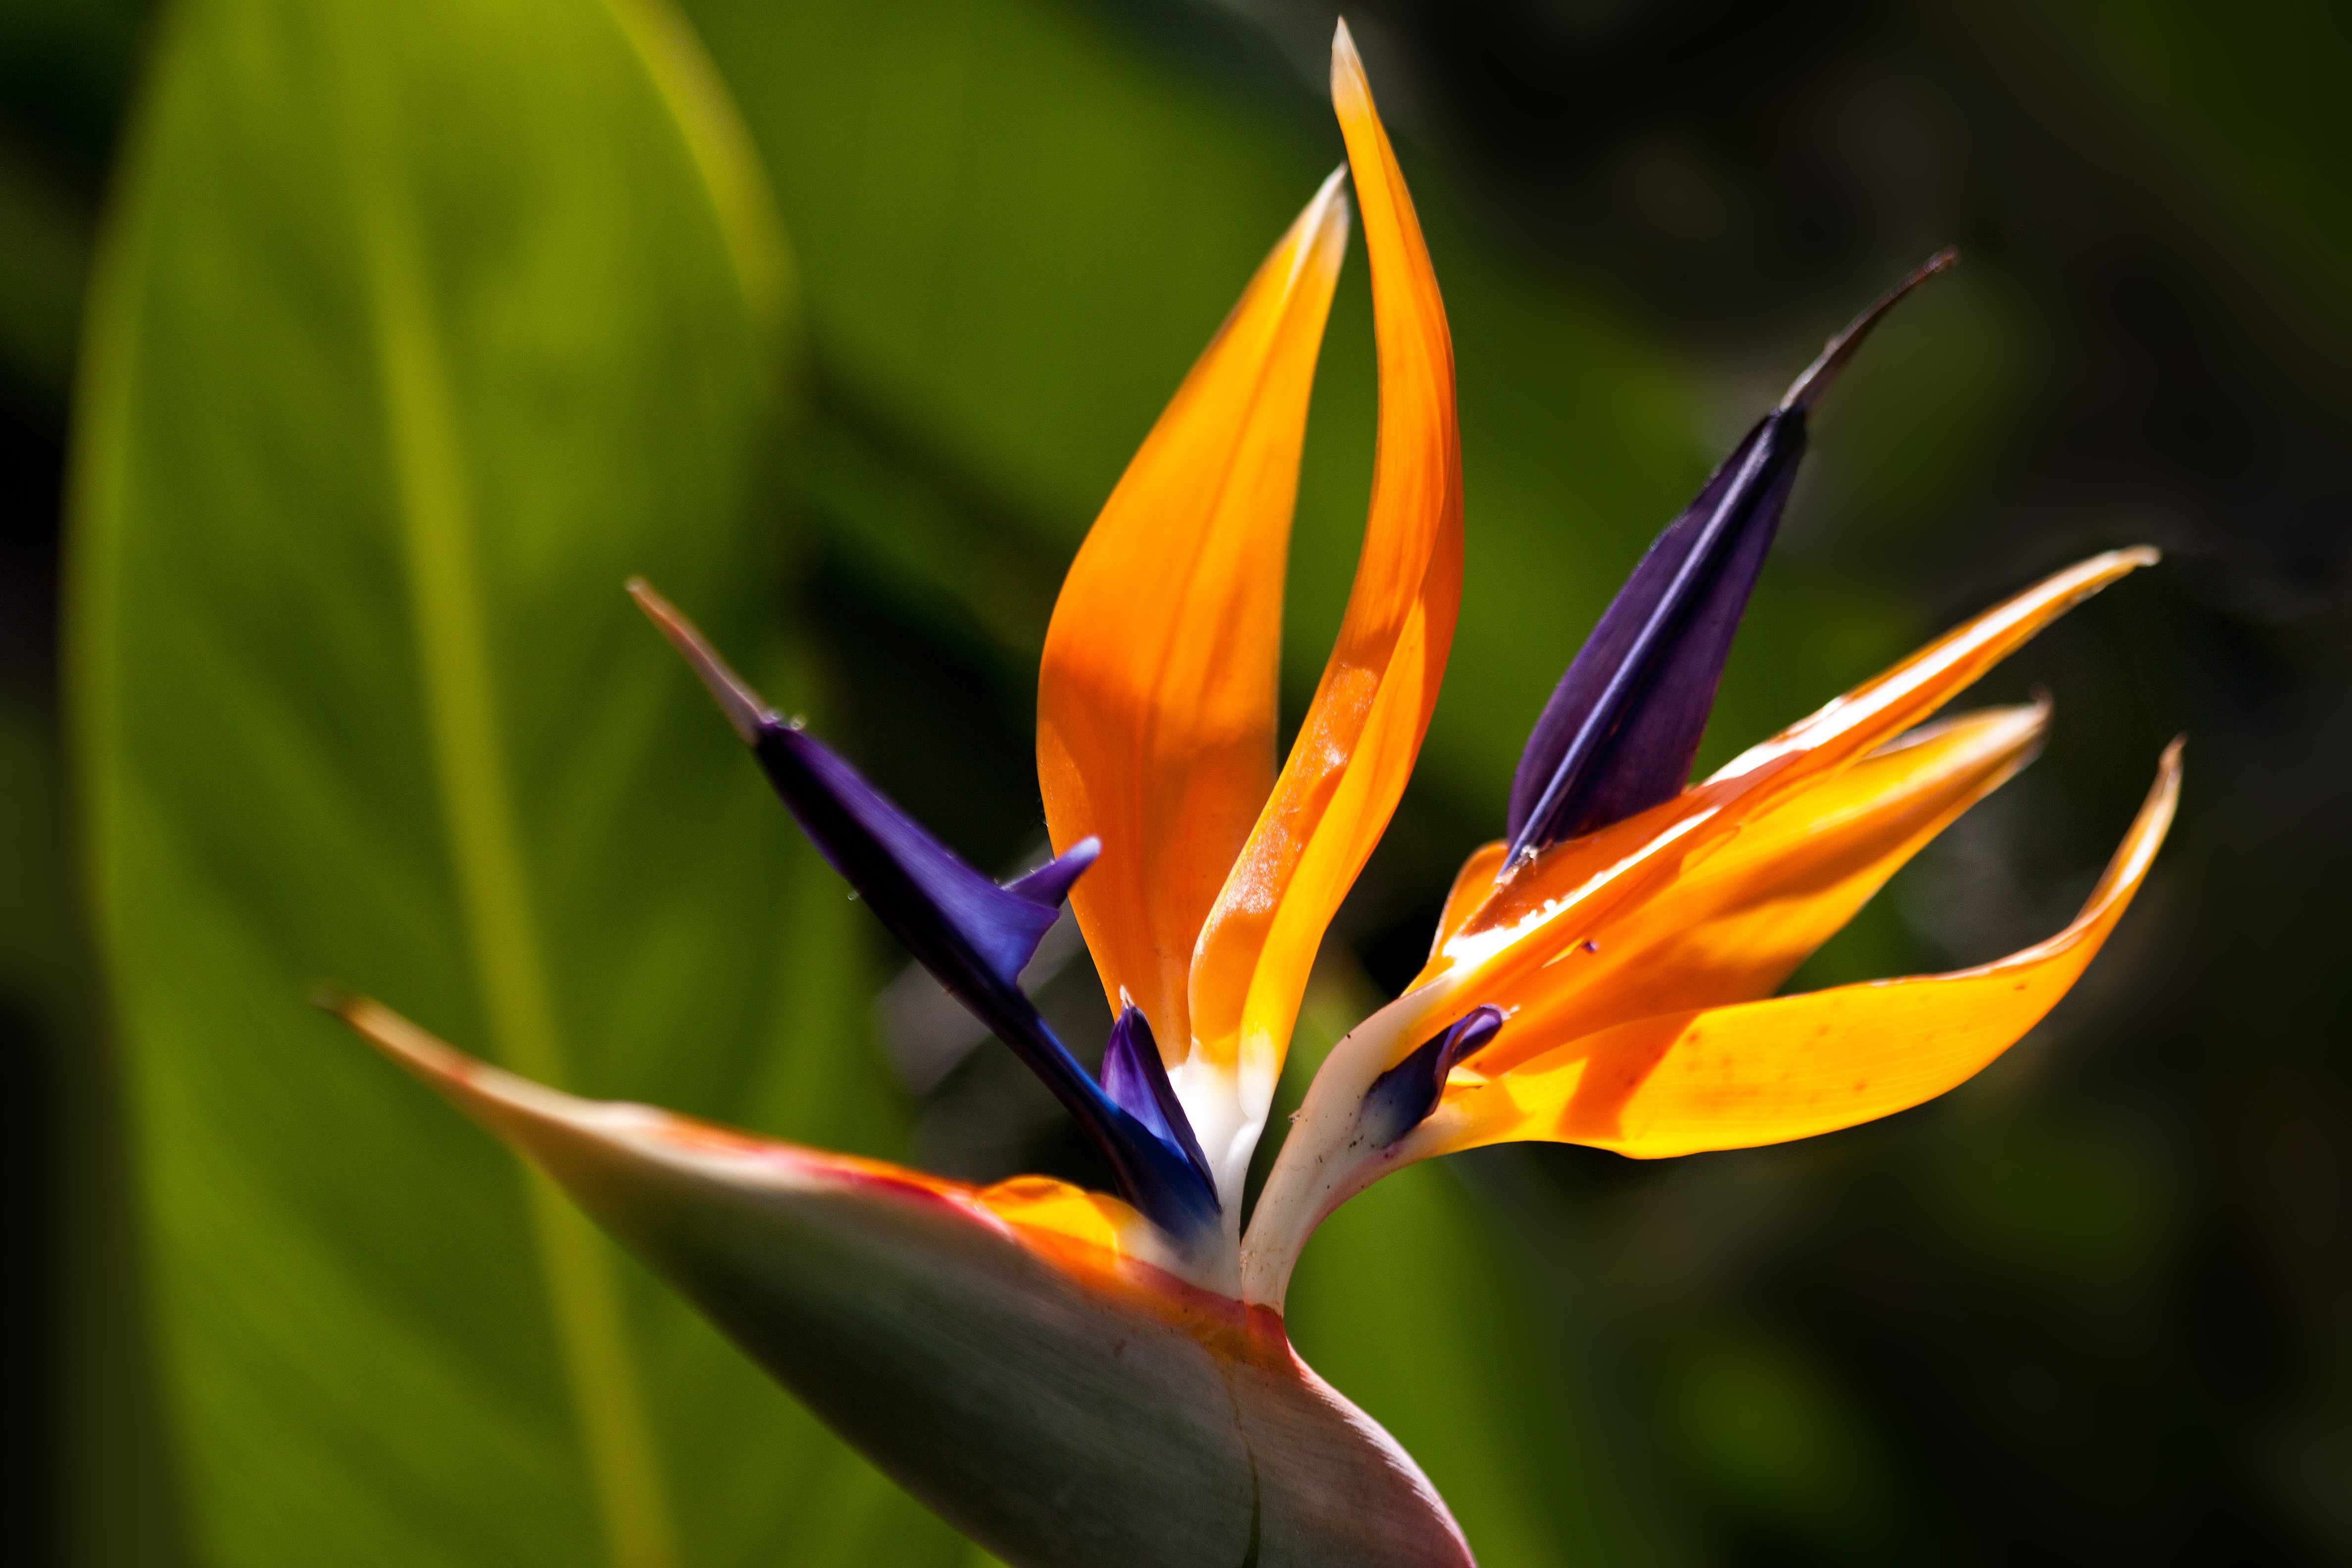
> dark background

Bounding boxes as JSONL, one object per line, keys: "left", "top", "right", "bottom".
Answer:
{"left": 7, "top": 0, "right": 2348, "bottom": 1560}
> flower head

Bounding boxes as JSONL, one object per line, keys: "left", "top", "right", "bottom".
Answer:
{"left": 332, "top": 22, "right": 2177, "bottom": 1566}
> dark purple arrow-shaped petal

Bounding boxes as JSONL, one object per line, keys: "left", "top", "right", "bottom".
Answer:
{"left": 1099, "top": 1006, "right": 1214, "bottom": 1194}
{"left": 1361, "top": 1006, "right": 1505, "bottom": 1148}
{"left": 630, "top": 580, "right": 1220, "bottom": 1243}
{"left": 1506, "top": 250, "right": 1958, "bottom": 864}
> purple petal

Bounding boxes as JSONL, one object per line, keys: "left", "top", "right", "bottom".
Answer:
{"left": 1362, "top": 1006, "right": 1504, "bottom": 1148}
{"left": 1506, "top": 250, "right": 1957, "bottom": 862}
{"left": 775, "top": 729, "right": 1067, "bottom": 988}
{"left": 1003, "top": 836, "right": 1101, "bottom": 912}
{"left": 630, "top": 581, "right": 1220, "bottom": 1241}
{"left": 1098, "top": 1006, "right": 1214, "bottom": 1192}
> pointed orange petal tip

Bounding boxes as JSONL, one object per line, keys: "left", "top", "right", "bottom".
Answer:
{"left": 327, "top": 996, "right": 1472, "bottom": 1568}
{"left": 1443, "top": 544, "right": 2161, "bottom": 972}
{"left": 1186, "top": 19, "right": 1460, "bottom": 1107}
{"left": 1713, "top": 544, "right": 2159, "bottom": 789}
{"left": 1037, "top": 161, "right": 1349, "bottom": 1071}
{"left": 1331, "top": 18, "right": 1369, "bottom": 111}
{"left": 1451, "top": 700, "right": 2056, "bottom": 1077}
{"left": 1417, "top": 736, "right": 2180, "bottom": 1162}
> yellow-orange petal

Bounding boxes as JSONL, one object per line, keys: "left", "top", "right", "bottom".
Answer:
{"left": 1705, "top": 546, "right": 2156, "bottom": 796}
{"left": 1413, "top": 739, "right": 2179, "bottom": 1161}
{"left": 1467, "top": 702, "right": 2048, "bottom": 1077}
{"left": 1187, "top": 23, "right": 1463, "bottom": 1103}
{"left": 1037, "top": 170, "right": 1351, "bottom": 1051}
{"left": 1430, "top": 549, "right": 2158, "bottom": 998}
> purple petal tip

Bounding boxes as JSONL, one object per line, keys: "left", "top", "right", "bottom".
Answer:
{"left": 1505, "top": 251, "right": 1958, "bottom": 865}
{"left": 1363, "top": 1006, "right": 1504, "bottom": 1147}
{"left": 629, "top": 578, "right": 775, "bottom": 745}
{"left": 635, "top": 588, "right": 1213, "bottom": 1239}
{"left": 1098, "top": 1006, "right": 1217, "bottom": 1206}
{"left": 1003, "top": 836, "right": 1099, "bottom": 910}
{"left": 1778, "top": 247, "right": 1958, "bottom": 415}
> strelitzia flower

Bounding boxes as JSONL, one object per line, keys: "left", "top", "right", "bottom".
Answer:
{"left": 331, "top": 23, "right": 2179, "bottom": 1568}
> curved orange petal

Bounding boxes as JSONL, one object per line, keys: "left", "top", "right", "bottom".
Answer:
{"left": 1037, "top": 171, "right": 1352, "bottom": 1051}
{"left": 1188, "top": 23, "right": 1463, "bottom": 1107}
{"left": 1414, "top": 738, "right": 2179, "bottom": 1160}
{"left": 1703, "top": 547, "right": 2156, "bottom": 797}
{"left": 1468, "top": 702, "right": 2048, "bottom": 1076}
{"left": 1425, "top": 549, "right": 2157, "bottom": 1006}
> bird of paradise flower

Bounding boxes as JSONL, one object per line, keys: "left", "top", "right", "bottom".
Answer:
{"left": 328, "top": 23, "right": 2179, "bottom": 1568}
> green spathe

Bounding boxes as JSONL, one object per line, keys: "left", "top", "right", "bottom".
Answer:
{"left": 342, "top": 997, "right": 1474, "bottom": 1568}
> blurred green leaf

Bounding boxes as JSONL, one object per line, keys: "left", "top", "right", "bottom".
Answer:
{"left": 0, "top": 144, "right": 88, "bottom": 396}
{"left": 0, "top": 696, "right": 183, "bottom": 1568}
{"left": 689, "top": 0, "right": 1322, "bottom": 532}
{"left": 0, "top": 0, "right": 151, "bottom": 159}
{"left": 68, "top": 0, "right": 963, "bottom": 1562}
{"left": 0, "top": 701, "right": 75, "bottom": 1043}
{"left": 1660, "top": 1328, "right": 1906, "bottom": 1559}
{"left": 2064, "top": 0, "right": 2352, "bottom": 286}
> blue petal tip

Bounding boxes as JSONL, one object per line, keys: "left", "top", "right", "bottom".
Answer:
{"left": 1004, "top": 836, "right": 1100, "bottom": 910}
{"left": 637, "top": 586, "right": 1216, "bottom": 1240}
{"left": 1099, "top": 1006, "right": 1217, "bottom": 1201}
{"left": 1363, "top": 1006, "right": 1504, "bottom": 1148}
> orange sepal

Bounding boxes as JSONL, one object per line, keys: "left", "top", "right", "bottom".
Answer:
{"left": 1421, "top": 549, "right": 2158, "bottom": 1013}
{"left": 1037, "top": 171, "right": 1351, "bottom": 1050}
{"left": 1414, "top": 739, "right": 2179, "bottom": 1160}
{"left": 1188, "top": 23, "right": 1463, "bottom": 1084}
{"left": 1467, "top": 702, "right": 2049, "bottom": 1077}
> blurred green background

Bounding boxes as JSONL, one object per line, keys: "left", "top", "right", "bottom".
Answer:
{"left": 4, "top": 0, "right": 2347, "bottom": 1563}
